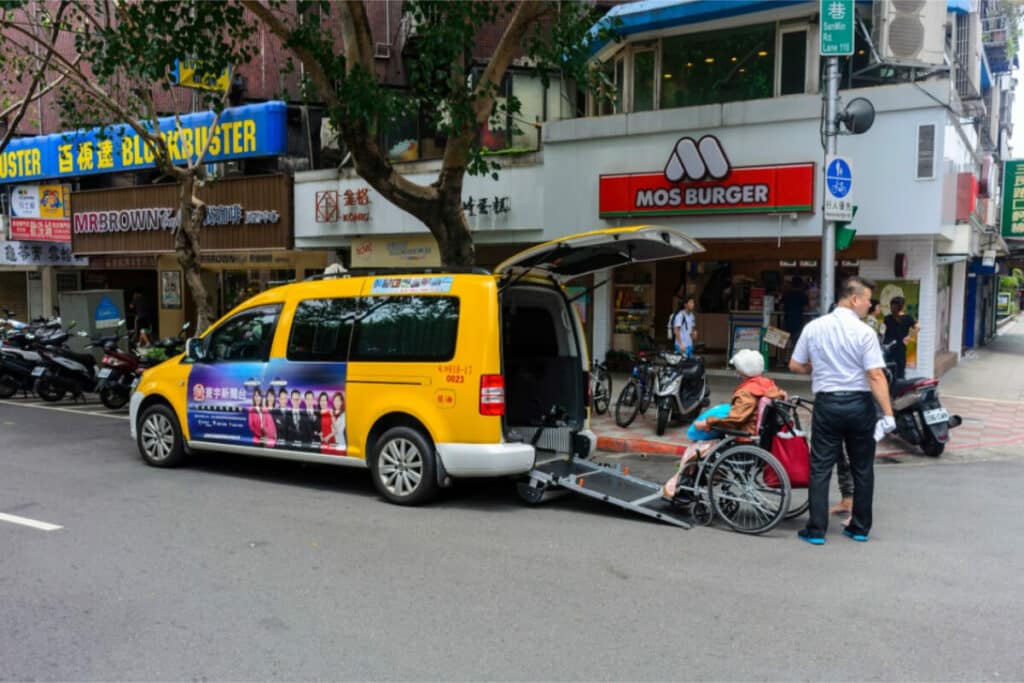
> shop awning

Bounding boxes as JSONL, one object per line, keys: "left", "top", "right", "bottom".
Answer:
{"left": 590, "top": 0, "right": 977, "bottom": 59}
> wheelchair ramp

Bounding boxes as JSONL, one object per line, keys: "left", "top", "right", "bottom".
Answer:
{"left": 524, "top": 456, "right": 691, "bottom": 529}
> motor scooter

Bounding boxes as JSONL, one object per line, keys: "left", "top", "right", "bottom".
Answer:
{"left": 33, "top": 327, "right": 97, "bottom": 402}
{"left": 0, "top": 321, "right": 69, "bottom": 398}
{"left": 883, "top": 341, "right": 961, "bottom": 456}
{"left": 653, "top": 349, "right": 711, "bottom": 436}
{"left": 96, "top": 322, "right": 190, "bottom": 409}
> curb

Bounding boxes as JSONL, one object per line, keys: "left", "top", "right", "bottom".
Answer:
{"left": 596, "top": 434, "right": 686, "bottom": 456}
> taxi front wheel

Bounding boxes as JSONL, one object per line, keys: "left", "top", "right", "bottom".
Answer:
{"left": 138, "top": 404, "right": 186, "bottom": 468}
{"left": 370, "top": 426, "right": 438, "bottom": 506}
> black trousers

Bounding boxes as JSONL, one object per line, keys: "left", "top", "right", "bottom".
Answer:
{"left": 805, "top": 392, "right": 876, "bottom": 538}
{"left": 891, "top": 345, "right": 907, "bottom": 379}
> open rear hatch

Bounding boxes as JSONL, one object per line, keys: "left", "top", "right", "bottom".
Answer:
{"left": 496, "top": 226, "right": 705, "bottom": 459}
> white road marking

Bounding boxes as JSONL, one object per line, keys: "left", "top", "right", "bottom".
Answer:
{"left": 0, "top": 399, "right": 129, "bottom": 420}
{"left": 0, "top": 512, "right": 62, "bottom": 531}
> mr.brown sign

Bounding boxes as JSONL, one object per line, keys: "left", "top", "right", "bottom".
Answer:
{"left": 71, "top": 174, "right": 292, "bottom": 254}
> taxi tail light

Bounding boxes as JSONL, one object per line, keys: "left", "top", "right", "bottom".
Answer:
{"left": 479, "top": 374, "right": 505, "bottom": 416}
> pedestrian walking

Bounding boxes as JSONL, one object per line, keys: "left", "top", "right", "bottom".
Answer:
{"left": 789, "top": 276, "right": 896, "bottom": 545}
{"left": 670, "top": 296, "right": 698, "bottom": 357}
{"left": 883, "top": 296, "right": 920, "bottom": 379}
{"left": 781, "top": 275, "right": 809, "bottom": 343}
{"left": 130, "top": 290, "right": 153, "bottom": 347}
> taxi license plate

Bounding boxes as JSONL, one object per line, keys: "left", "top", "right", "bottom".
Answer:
{"left": 97, "top": 368, "right": 112, "bottom": 378}
{"left": 31, "top": 366, "right": 46, "bottom": 377}
{"left": 923, "top": 408, "right": 949, "bottom": 425}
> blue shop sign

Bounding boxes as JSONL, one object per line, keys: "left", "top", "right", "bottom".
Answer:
{"left": 0, "top": 101, "right": 287, "bottom": 183}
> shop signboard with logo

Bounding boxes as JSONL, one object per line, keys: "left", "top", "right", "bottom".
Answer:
{"left": 599, "top": 136, "right": 815, "bottom": 218}
{"left": 9, "top": 184, "right": 72, "bottom": 242}
{"left": 1000, "top": 159, "right": 1024, "bottom": 239}
{"left": 70, "top": 174, "right": 292, "bottom": 255}
{"left": 350, "top": 235, "right": 441, "bottom": 268}
{"left": 0, "top": 101, "right": 286, "bottom": 184}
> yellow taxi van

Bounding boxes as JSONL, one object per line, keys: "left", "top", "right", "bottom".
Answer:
{"left": 129, "top": 226, "right": 703, "bottom": 504}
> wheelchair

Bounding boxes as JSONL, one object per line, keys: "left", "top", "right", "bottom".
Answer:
{"left": 664, "top": 396, "right": 812, "bottom": 534}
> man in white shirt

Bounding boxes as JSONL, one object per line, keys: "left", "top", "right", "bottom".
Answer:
{"left": 672, "top": 296, "right": 698, "bottom": 357}
{"left": 789, "top": 276, "right": 895, "bottom": 545}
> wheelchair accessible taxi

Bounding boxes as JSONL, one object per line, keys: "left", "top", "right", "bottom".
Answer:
{"left": 663, "top": 396, "right": 813, "bottom": 534}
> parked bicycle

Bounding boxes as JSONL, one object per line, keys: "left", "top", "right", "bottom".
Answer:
{"left": 590, "top": 359, "right": 612, "bottom": 415}
{"left": 615, "top": 352, "right": 657, "bottom": 427}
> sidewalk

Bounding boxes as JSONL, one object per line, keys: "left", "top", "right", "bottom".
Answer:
{"left": 941, "top": 316, "right": 1024, "bottom": 402}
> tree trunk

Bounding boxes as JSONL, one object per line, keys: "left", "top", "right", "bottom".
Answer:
{"left": 175, "top": 174, "right": 214, "bottom": 333}
{"left": 436, "top": 190, "right": 475, "bottom": 266}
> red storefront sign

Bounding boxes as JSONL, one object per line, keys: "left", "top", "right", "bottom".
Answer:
{"left": 599, "top": 163, "right": 815, "bottom": 218}
{"left": 10, "top": 217, "right": 71, "bottom": 242}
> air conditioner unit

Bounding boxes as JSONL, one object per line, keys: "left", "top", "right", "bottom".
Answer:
{"left": 872, "top": 0, "right": 947, "bottom": 67}
{"left": 374, "top": 43, "right": 391, "bottom": 60}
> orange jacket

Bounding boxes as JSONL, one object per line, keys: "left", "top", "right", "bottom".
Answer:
{"left": 705, "top": 376, "right": 786, "bottom": 434}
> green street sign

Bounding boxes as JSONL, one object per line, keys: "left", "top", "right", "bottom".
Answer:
{"left": 820, "top": 0, "right": 855, "bottom": 56}
{"left": 1001, "top": 159, "right": 1024, "bottom": 238}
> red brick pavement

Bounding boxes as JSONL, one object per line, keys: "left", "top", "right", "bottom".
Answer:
{"left": 592, "top": 394, "right": 1024, "bottom": 458}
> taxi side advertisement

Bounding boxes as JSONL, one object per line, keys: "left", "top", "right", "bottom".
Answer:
{"left": 9, "top": 184, "right": 71, "bottom": 242}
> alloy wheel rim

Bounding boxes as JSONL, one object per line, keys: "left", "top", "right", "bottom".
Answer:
{"left": 141, "top": 414, "right": 174, "bottom": 461}
{"left": 378, "top": 438, "right": 423, "bottom": 497}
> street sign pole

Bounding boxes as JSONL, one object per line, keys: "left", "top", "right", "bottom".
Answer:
{"left": 821, "top": 56, "right": 840, "bottom": 314}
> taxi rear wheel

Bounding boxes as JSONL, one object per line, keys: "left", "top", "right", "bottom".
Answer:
{"left": 370, "top": 426, "right": 438, "bottom": 506}
{"left": 138, "top": 404, "right": 186, "bottom": 468}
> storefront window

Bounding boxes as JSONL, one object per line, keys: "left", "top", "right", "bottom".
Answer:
{"left": 382, "top": 107, "right": 420, "bottom": 162}
{"left": 779, "top": 29, "right": 807, "bottom": 95}
{"left": 511, "top": 72, "right": 544, "bottom": 149}
{"left": 660, "top": 23, "right": 775, "bottom": 109}
{"left": 632, "top": 46, "right": 656, "bottom": 112}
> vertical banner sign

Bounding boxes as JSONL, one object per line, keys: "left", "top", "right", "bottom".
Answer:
{"left": 824, "top": 155, "right": 854, "bottom": 221}
{"left": 820, "top": 0, "right": 855, "bottom": 56}
{"left": 1001, "top": 159, "right": 1024, "bottom": 238}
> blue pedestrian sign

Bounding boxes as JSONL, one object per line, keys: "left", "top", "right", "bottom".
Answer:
{"left": 824, "top": 154, "right": 853, "bottom": 221}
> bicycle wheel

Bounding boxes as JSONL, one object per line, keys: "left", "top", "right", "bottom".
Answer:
{"left": 709, "top": 445, "right": 790, "bottom": 534}
{"left": 615, "top": 381, "right": 640, "bottom": 427}
{"left": 592, "top": 366, "right": 612, "bottom": 415}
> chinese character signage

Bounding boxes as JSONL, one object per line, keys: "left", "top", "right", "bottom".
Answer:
{"left": 820, "top": 0, "right": 854, "bottom": 56}
{"left": 315, "top": 188, "right": 371, "bottom": 223}
{"left": 1001, "top": 159, "right": 1024, "bottom": 238}
{"left": 0, "top": 101, "right": 287, "bottom": 183}
{"left": 461, "top": 195, "right": 512, "bottom": 217}
{"left": 352, "top": 235, "right": 441, "bottom": 268}
{"left": 0, "top": 240, "right": 88, "bottom": 266}
{"left": 9, "top": 184, "right": 72, "bottom": 242}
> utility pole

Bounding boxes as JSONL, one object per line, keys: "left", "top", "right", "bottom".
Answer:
{"left": 821, "top": 56, "right": 840, "bottom": 314}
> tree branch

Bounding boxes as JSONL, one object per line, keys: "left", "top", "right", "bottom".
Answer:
{"left": 0, "top": 0, "right": 71, "bottom": 153}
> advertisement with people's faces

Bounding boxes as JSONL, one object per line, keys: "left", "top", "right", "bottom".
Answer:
{"left": 187, "top": 360, "right": 347, "bottom": 455}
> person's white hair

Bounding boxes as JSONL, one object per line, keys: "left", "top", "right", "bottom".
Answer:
{"left": 730, "top": 349, "right": 764, "bottom": 377}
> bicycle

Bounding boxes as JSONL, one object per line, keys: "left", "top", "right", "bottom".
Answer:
{"left": 614, "top": 352, "right": 656, "bottom": 427}
{"left": 590, "top": 359, "right": 613, "bottom": 415}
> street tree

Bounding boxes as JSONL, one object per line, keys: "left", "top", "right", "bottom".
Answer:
{"left": 0, "top": 1, "right": 258, "bottom": 331}
{"left": 243, "top": 0, "right": 616, "bottom": 266}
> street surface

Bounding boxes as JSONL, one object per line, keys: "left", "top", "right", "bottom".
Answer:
{"left": 2, "top": 391, "right": 1023, "bottom": 680}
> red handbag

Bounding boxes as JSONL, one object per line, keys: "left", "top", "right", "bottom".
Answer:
{"left": 764, "top": 427, "right": 810, "bottom": 488}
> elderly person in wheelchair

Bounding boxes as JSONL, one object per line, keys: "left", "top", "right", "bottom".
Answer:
{"left": 662, "top": 349, "right": 793, "bottom": 532}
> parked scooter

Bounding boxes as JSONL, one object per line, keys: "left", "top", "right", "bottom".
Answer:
{"left": 883, "top": 341, "right": 962, "bottom": 456}
{"left": 653, "top": 350, "right": 711, "bottom": 436}
{"left": 0, "top": 319, "right": 70, "bottom": 399}
{"left": 95, "top": 322, "right": 190, "bottom": 409}
{"left": 33, "top": 326, "right": 97, "bottom": 402}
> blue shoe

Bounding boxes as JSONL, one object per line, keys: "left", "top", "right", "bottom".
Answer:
{"left": 797, "top": 529, "right": 825, "bottom": 546}
{"left": 842, "top": 528, "right": 869, "bottom": 542}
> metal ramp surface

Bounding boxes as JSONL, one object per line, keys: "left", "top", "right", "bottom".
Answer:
{"left": 522, "top": 456, "right": 691, "bottom": 529}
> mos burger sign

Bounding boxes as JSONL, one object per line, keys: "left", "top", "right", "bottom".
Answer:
{"left": 599, "top": 135, "right": 814, "bottom": 218}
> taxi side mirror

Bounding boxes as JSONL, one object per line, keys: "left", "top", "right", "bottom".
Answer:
{"left": 184, "top": 337, "right": 207, "bottom": 362}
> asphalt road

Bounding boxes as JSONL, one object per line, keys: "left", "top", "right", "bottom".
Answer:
{"left": 2, "top": 401, "right": 1023, "bottom": 681}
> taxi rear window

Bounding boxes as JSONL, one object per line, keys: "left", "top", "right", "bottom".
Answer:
{"left": 350, "top": 296, "right": 459, "bottom": 362}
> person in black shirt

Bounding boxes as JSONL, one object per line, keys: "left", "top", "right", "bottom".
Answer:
{"left": 882, "top": 296, "right": 920, "bottom": 379}
{"left": 781, "top": 276, "right": 809, "bottom": 343}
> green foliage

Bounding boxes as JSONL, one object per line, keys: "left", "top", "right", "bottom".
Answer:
{"left": 999, "top": 275, "right": 1019, "bottom": 291}
{"left": 289, "top": 1, "right": 617, "bottom": 179}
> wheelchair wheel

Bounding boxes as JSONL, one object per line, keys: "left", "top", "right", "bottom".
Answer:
{"left": 615, "top": 381, "right": 640, "bottom": 427}
{"left": 709, "top": 445, "right": 791, "bottom": 535}
{"left": 785, "top": 488, "right": 810, "bottom": 520}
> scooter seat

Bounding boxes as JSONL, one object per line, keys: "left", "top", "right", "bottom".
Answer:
{"left": 65, "top": 351, "right": 96, "bottom": 367}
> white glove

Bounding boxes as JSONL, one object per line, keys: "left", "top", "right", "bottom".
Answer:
{"left": 874, "top": 415, "right": 897, "bottom": 442}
